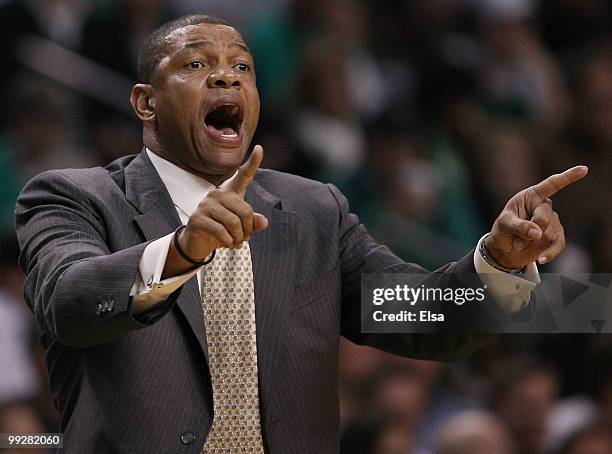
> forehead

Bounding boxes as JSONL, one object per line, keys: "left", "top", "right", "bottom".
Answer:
{"left": 164, "top": 23, "right": 247, "bottom": 54}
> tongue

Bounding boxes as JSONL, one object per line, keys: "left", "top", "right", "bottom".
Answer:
{"left": 207, "top": 123, "right": 236, "bottom": 136}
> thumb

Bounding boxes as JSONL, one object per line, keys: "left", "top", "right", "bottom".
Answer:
{"left": 253, "top": 213, "right": 269, "bottom": 232}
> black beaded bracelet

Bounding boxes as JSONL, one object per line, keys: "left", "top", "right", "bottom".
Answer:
{"left": 479, "top": 234, "right": 526, "bottom": 276}
{"left": 173, "top": 225, "right": 216, "bottom": 266}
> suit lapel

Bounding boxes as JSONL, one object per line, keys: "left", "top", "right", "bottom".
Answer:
{"left": 124, "top": 150, "right": 209, "bottom": 361}
{"left": 246, "top": 181, "right": 298, "bottom": 408}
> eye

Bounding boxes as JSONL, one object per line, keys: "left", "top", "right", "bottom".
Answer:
{"left": 234, "top": 63, "right": 250, "bottom": 72}
{"left": 188, "top": 61, "right": 204, "bottom": 70}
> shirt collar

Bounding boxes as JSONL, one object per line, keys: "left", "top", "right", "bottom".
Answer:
{"left": 145, "top": 148, "right": 238, "bottom": 217}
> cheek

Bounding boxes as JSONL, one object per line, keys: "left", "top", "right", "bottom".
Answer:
{"left": 246, "top": 89, "right": 260, "bottom": 129}
{"left": 161, "top": 79, "right": 201, "bottom": 115}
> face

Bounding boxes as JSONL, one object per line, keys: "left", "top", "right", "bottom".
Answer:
{"left": 146, "top": 23, "right": 260, "bottom": 181}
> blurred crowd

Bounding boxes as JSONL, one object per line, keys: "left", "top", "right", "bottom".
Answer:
{"left": 0, "top": 0, "right": 611, "bottom": 453}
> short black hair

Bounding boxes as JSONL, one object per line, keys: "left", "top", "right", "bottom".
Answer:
{"left": 137, "top": 14, "right": 233, "bottom": 84}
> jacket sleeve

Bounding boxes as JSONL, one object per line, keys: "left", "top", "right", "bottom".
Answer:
{"left": 15, "top": 170, "right": 180, "bottom": 348}
{"left": 328, "top": 184, "right": 492, "bottom": 362}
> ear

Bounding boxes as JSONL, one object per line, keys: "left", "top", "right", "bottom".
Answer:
{"left": 130, "top": 84, "right": 156, "bottom": 123}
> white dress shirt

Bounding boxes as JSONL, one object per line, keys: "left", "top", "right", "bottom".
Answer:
{"left": 129, "top": 149, "right": 237, "bottom": 312}
{"left": 130, "top": 149, "right": 540, "bottom": 314}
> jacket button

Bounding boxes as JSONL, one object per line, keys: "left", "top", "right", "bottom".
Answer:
{"left": 181, "top": 432, "right": 195, "bottom": 445}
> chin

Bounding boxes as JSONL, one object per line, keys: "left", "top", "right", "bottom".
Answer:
{"left": 198, "top": 146, "right": 246, "bottom": 174}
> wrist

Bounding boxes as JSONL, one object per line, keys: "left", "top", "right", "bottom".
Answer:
{"left": 481, "top": 235, "right": 526, "bottom": 275}
{"left": 174, "top": 225, "right": 215, "bottom": 266}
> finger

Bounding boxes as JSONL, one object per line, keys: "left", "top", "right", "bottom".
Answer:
{"left": 530, "top": 199, "right": 553, "bottom": 231}
{"left": 521, "top": 216, "right": 560, "bottom": 258}
{"left": 229, "top": 145, "right": 264, "bottom": 196}
{"left": 191, "top": 217, "right": 234, "bottom": 248}
{"left": 497, "top": 212, "right": 542, "bottom": 241}
{"left": 531, "top": 165, "right": 588, "bottom": 200}
{"left": 219, "top": 197, "right": 254, "bottom": 241}
{"left": 206, "top": 204, "right": 245, "bottom": 246}
{"left": 536, "top": 230, "right": 565, "bottom": 264}
{"left": 253, "top": 213, "right": 268, "bottom": 232}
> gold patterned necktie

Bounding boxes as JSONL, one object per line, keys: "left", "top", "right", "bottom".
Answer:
{"left": 200, "top": 242, "right": 265, "bottom": 453}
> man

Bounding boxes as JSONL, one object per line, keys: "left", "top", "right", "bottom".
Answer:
{"left": 15, "top": 15, "right": 586, "bottom": 454}
{"left": 436, "top": 411, "right": 517, "bottom": 454}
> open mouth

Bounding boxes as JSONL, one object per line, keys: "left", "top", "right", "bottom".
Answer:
{"left": 204, "top": 103, "right": 243, "bottom": 139}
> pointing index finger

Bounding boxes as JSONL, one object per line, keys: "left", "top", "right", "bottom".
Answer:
{"left": 532, "top": 165, "right": 588, "bottom": 200}
{"left": 229, "top": 145, "right": 263, "bottom": 196}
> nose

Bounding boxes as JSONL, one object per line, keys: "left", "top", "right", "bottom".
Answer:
{"left": 207, "top": 67, "right": 241, "bottom": 89}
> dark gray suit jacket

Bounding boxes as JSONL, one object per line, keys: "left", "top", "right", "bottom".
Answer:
{"left": 15, "top": 150, "right": 486, "bottom": 453}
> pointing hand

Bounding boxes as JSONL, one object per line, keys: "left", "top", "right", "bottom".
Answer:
{"left": 485, "top": 166, "right": 588, "bottom": 269}
{"left": 178, "top": 145, "right": 268, "bottom": 262}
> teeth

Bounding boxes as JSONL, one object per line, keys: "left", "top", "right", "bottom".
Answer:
{"left": 222, "top": 131, "right": 238, "bottom": 138}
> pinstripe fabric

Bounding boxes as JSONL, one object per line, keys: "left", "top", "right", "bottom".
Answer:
{"left": 15, "top": 150, "right": 487, "bottom": 454}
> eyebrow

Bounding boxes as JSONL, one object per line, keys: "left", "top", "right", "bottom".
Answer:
{"left": 183, "top": 40, "right": 251, "bottom": 54}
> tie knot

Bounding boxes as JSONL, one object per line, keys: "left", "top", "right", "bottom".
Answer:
{"left": 215, "top": 242, "right": 250, "bottom": 260}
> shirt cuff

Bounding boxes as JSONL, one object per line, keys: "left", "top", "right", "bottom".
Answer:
{"left": 129, "top": 232, "right": 201, "bottom": 313}
{"left": 473, "top": 234, "right": 541, "bottom": 314}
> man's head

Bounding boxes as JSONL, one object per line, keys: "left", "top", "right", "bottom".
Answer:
{"left": 436, "top": 411, "right": 516, "bottom": 454}
{"left": 130, "top": 15, "right": 260, "bottom": 184}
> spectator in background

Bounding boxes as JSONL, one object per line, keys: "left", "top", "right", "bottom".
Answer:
{"left": 585, "top": 339, "right": 612, "bottom": 430}
{"left": 365, "top": 128, "right": 467, "bottom": 268}
{"left": 435, "top": 410, "right": 516, "bottom": 454}
{"left": 0, "top": 234, "right": 47, "bottom": 454}
{"left": 291, "top": 0, "right": 393, "bottom": 188}
{"left": 477, "top": 0, "right": 570, "bottom": 128}
{"left": 293, "top": 36, "right": 367, "bottom": 185}
{"left": 373, "top": 372, "right": 431, "bottom": 439}
{"left": 338, "top": 338, "right": 391, "bottom": 430}
{"left": 314, "top": 0, "right": 389, "bottom": 121}
{"left": 560, "top": 425, "right": 612, "bottom": 454}
{"left": 574, "top": 54, "right": 612, "bottom": 155}
{"left": 476, "top": 121, "right": 540, "bottom": 214}
{"left": 361, "top": 116, "right": 486, "bottom": 268}
{"left": 341, "top": 368, "right": 432, "bottom": 454}
{"left": 0, "top": 235, "right": 38, "bottom": 409}
{"left": 540, "top": 49, "right": 612, "bottom": 250}
{"left": 490, "top": 356, "right": 559, "bottom": 454}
